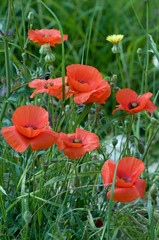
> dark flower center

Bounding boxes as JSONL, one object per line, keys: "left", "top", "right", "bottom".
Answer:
{"left": 24, "top": 125, "right": 37, "bottom": 130}
{"left": 72, "top": 139, "right": 82, "bottom": 143}
{"left": 128, "top": 102, "right": 139, "bottom": 109}
{"left": 121, "top": 177, "right": 131, "bottom": 183}
{"left": 44, "top": 83, "right": 54, "bottom": 89}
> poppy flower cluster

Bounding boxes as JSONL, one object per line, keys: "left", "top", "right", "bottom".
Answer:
{"left": 28, "top": 28, "right": 68, "bottom": 47}
{"left": 102, "top": 157, "right": 146, "bottom": 203}
{"left": 113, "top": 88, "right": 157, "bottom": 114}
{"left": 56, "top": 128, "right": 100, "bottom": 159}
{"left": 66, "top": 64, "right": 111, "bottom": 104}
{"left": 1, "top": 106, "right": 100, "bottom": 159}
{"left": 1, "top": 105, "right": 57, "bottom": 152}
{"left": 28, "top": 77, "right": 72, "bottom": 100}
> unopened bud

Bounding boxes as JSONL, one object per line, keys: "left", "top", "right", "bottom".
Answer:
{"left": 45, "top": 53, "right": 55, "bottom": 64}
{"left": 112, "top": 45, "right": 121, "bottom": 54}
{"left": 39, "top": 45, "right": 47, "bottom": 55}
{"left": 112, "top": 138, "right": 118, "bottom": 147}
{"left": 28, "top": 12, "right": 34, "bottom": 22}
{"left": 150, "top": 184, "right": 158, "bottom": 200}
{"left": 137, "top": 141, "right": 145, "bottom": 154}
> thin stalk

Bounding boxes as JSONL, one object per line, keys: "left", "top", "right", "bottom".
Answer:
{"left": 145, "top": 0, "right": 149, "bottom": 92}
{"left": 39, "top": 0, "right": 66, "bottom": 101}
{"left": 0, "top": 0, "right": 12, "bottom": 122}
{"left": 11, "top": 0, "right": 23, "bottom": 50}
{"left": 0, "top": 192, "right": 10, "bottom": 240}
{"left": 100, "top": 161, "right": 119, "bottom": 240}
{"left": 51, "top": 97, "right": 55, "bottom": 130}
{"left": 32, "top": 154, "right": 38, "bottom": 240}
{"left": 21, "top": 0, "right": 26, "bottom": 45}
{"left": 52, "top": 161, "right": 78, "bottom": 232}
{"left": 116, "top": 54, "right": 125, "bottom": 88}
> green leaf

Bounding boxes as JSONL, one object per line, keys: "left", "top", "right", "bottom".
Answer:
{"left": 0, "top": 185, "right": 7, "bottom": 195}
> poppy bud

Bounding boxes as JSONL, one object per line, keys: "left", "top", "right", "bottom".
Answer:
{"left": 23, "top": 210, "right": 32, "bottom": 224}
{"left": 39, "top": 45, "right": 47, "bottom": 55}
{"left": 150, "top": 183, "right": 158, "bottom": 201}
{"left": 112, "top": 45, "right": 121, "bottom": 54}
{"left": 137, "top": 141, "right": 145, "bottom": 154}
{"left": 112, "top": 138, "right": 118, "bottom": 147}
{"left": 45, "top": 53, "right": 55, "bottom": 64}
{"left": 28, "top": 12, "right": 34, "bottom": 22}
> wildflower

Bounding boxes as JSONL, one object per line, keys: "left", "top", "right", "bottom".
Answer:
{"left": 28, "top": 77, "right": 72, "bottom": 100}
{"left": 102, "top": 157, "right": 146, "bottom": 203}
{"left": 106, "top": 34, "right": 124, "bottom": 45}
{"left": 66, "top": 64, "right": 111, "bottom": 104}
{"left": 112, "top": 88, "right": 157, "bottom": 114}
{"left": 28, "top": 28, "right": 68, "bottom": 47}
{"left": 56, "top": 128, "right": 100, "bottom": 159}
{"left": 1, "top": 105, "right": 57, "bottom": 152}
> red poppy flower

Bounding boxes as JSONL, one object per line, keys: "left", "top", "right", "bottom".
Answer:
{"left": 28, "top": 29, "right": 68, "bottom": 47}
{"left": 56, "top": 128, "right": 100, "bottom": 159}
{"left": 1, "top": 105, "right": 57, "bottom": 152}
{"left": 102, "top": 157, "right": 146, "bottom": 203}
{"left": 113, "top": 88, "right": 157, "bottom": 114}
{"left": 28, "top": 77, "right": 72, "bottom": 100}
{"left": 66, "top": 64, "right": 111, "bottom": 104}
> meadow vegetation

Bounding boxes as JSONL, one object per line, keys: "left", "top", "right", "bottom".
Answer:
{"left": 0, "top": 0, "right": 159, "bottom": 239}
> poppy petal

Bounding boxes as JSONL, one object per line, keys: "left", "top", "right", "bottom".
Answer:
{"left": 107, "top": 186, "right": 140, "bottom": 202}
{"left": 73, "top": 92, "right": 92, "bottom": 104}
{"left": 76, "top": 128, "right": 100, "bottom": 151}
{"left": 12, "top": 105, "right": 49, "bottom": 129}
{"left": 138, "top": 92, "right": 152, "bottom": 104}
{"left": 144, "top": 100, "right": 157, "bottom": 113}
{"left": 30, "top": 129, "right": 58, "bottom": 151}
{"left": 134, "top": 179, "right": 146, "bottom": 198}
{"left": 102, "top": 160, "right": 116, "bottom": 188}
{"left": 1, "top": 126, "right": 29, "bottom": 152}
{"left": 64, "top": 147, "right": 86, "bottom": 159}
{"left": 115, "top": 88, "right": 138, "bottom": 106}
{"left": 117, "top": 157, "right": 145, "bottom": 183}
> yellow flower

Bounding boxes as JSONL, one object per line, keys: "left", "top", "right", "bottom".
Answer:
{"left": 106, "top": 34, "right": 124, "bottom": 44}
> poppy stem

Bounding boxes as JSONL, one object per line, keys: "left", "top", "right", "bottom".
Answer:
{"left": 116, "top": 53, "right": 125, "bottom": 89}
{"left": 144, "top": 0, "right": 149, "bottom": 92}
{"left": 39, "top": 0, "right": 66, "bottom": 101}
{"left": 100, "top": 160, "right": 119, "bottom": 240}
{"left": 0, "top": 0, "right": 12, "bottom": 123}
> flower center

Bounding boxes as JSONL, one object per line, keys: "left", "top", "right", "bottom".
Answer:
{"left": 128, "top": 102, "right": 139, "bottom": 109}
{"left": 72, "top": 139, "right": 82, "bottom": 143}
{"left": 121, "top": 177, "right": 131, "bottom": 183}
{"left": 44, "top": 83, "right": 54, "bottom": 89}
{"left": 24, "top": 125, "right": 37, "bottom": 130}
